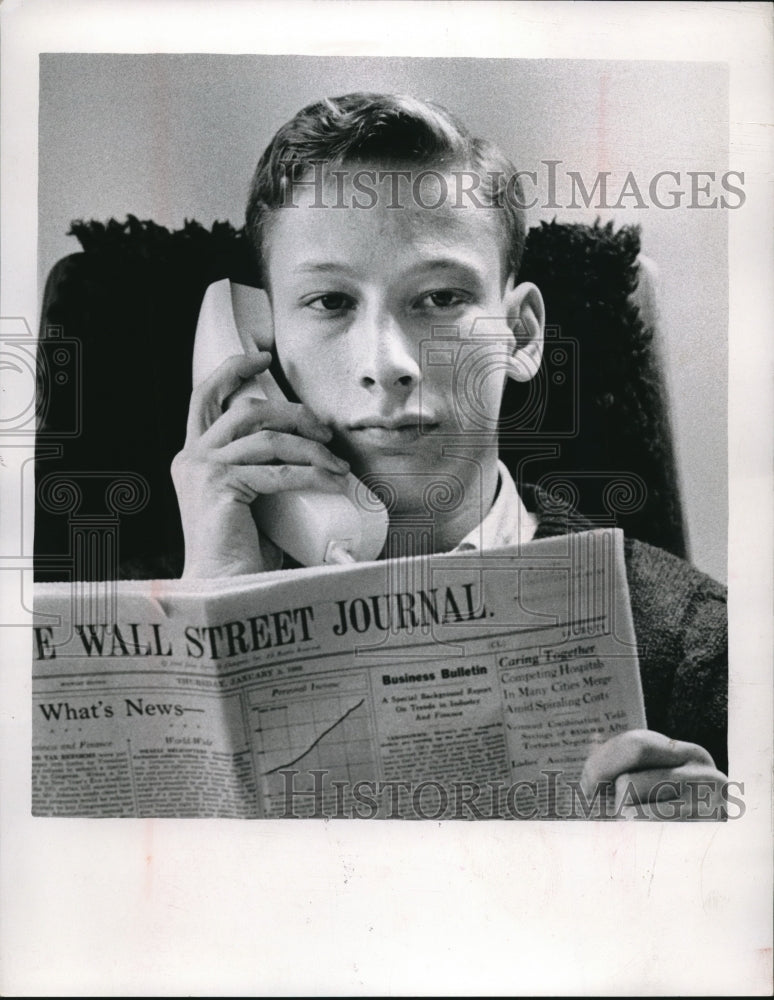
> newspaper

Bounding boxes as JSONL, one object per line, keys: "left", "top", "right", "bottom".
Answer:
{"left": 32, "top": 528, "right": 645, "bottom": 820}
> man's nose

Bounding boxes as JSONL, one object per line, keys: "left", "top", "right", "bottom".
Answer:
{"left": 355, "top": 309, "right": 422, "bottom": 391}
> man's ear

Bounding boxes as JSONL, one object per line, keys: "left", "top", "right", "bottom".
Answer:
{"left": 503, "top": 280, "right": 545, "bottom": 383}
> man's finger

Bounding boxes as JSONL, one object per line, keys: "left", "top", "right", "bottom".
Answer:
{"left": 613, "top": 764, "right": 724, "bottom": 803}
{"left": 612, "top": 765, "right": 728, "bottom": 820}
{"left": 230, "top": 464, "right": 351, "bottom": 500}
{"left": 186, "top": 352, "right": 272, "bottom": 440}
{"left": 581, "top": 729, "right": 715, "bottom": 794}
{"left": 201, "top": 396, "right": 333, "bottom": 448}
{"left": 217, "top": 429, "right": 349, "bottom": 475}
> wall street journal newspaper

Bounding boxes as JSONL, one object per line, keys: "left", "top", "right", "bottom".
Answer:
{"left": 33, "top": 528, "right": 645, "bottom": 820}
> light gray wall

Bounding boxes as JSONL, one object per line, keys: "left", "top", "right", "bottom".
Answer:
{"left": 38, "top": 54, "right": 728, "bottom": 581}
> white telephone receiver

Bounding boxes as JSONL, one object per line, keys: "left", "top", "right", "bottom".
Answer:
{"left": 193, "top": 279, "right": 389, "bottom": 567}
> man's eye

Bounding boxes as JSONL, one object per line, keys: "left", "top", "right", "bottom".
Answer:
{"left": 307, "top": 293, "right": 355, "bottom": 312}
{"left": 417, "top": 289, "right": 470, "bottom": 309}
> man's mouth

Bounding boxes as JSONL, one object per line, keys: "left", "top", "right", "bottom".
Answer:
{"left": 348, "top": 417, "right": 440, "bottom": 448}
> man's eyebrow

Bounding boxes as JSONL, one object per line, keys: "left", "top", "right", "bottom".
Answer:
{"left": 410, "top": 257, "right": 484, "bottom": 274}
{"left": 291, "top": 262, "right": 359, "bottom": 275}
{"left": 291, "top": 257, "right": 485, "bottom": 276}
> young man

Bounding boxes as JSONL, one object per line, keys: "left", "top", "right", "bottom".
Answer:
{"left": 172, "top": 93, "right": 728, "bottom": 813}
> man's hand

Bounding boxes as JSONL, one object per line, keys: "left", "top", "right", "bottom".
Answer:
{"left": 581, "top": 729, "right": 729, "bottom": 820}
{"left": 171, "top": 353, "right": 350, "bottom": 578}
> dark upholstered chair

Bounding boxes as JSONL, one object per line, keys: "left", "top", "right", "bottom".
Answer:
{"left": 34, "top": 216, "right": 687, "bottom": 581}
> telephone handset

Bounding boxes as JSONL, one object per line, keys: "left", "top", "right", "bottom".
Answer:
{"left": 193, "top": 279, "right": 389, "bottom": 567}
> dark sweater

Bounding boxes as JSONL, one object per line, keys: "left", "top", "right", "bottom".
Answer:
{"left": 524, "top": 484, "right": 728, "bottom": 774}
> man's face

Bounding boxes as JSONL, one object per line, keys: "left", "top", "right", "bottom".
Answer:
{"left": 263, "top": 169, "right": 519, "bottom": 513}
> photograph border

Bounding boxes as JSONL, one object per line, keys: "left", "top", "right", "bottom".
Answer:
{"left": 1, "top": 2, "right": 772, "bottom": 995}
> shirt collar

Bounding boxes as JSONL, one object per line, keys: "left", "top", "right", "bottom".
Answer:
{"left": 453, "top": 460, "right": 538, "bottom": 552}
